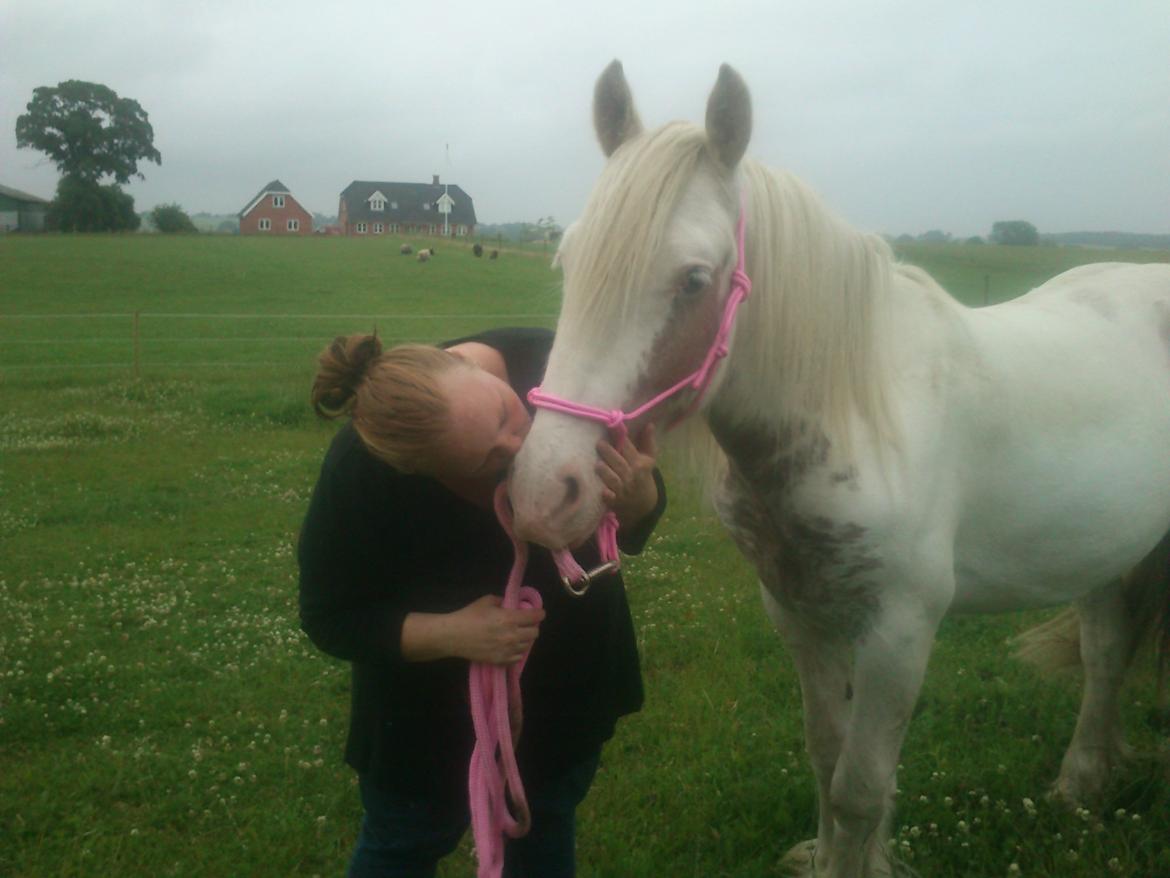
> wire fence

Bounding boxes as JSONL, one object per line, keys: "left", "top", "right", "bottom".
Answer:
{"left": 0, "top": 311, "right": 558, "bottom": 377}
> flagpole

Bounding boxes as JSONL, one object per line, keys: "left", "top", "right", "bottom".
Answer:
{"left": 443, "top": 143, "right": 450, "bottom": 237}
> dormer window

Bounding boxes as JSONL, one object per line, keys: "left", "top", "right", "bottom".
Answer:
{"left": 273, "top": 195, "right": 285, "bottom": 208}
{"left": 369, "top": 190, "right": 387, "bottom": 212}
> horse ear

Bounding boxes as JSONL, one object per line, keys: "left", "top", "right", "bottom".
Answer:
{"left": 594, "top": 60, "right": 644, "bottom": 158}
{"left": 705, "top": 64, "right": 752, "bottom": 169}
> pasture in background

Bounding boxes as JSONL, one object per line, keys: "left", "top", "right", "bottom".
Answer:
{"left": 1, "top": 234, "right": 1167, "bottom": 877}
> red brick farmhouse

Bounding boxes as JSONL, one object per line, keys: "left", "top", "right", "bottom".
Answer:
{"left": 338, "top": 176, "right": 476, "bottom": 237}
{"left": 238, "top": 180, "right": 313, "bottom": 235}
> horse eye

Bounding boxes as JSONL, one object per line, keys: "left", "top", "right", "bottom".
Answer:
{"left": 680, "top": 268, "right": 710, "bottom": 297}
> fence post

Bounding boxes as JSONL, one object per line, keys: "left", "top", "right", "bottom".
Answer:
{"left": 133, "top": 311, "right": 140, "bottom": 379}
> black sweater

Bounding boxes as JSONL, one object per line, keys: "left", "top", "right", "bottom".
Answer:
{"left": 297, "top": 327, "right": 665, "bottom": 800}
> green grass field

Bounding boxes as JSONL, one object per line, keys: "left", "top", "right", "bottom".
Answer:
{"left": 1, "top": 234, "right": 1168, "bottom": 877}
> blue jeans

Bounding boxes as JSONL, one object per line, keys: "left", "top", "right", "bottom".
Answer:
{"left": 347, "top": 753, "right": 601, "bottom": 878}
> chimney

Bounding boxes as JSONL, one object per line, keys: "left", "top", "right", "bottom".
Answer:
{"left": 432, "top": 174, "right": 440, "bottom": 186}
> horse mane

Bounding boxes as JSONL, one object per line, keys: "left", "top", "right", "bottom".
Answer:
{"left": 734, "top": 159, "right": 896, "bottom": 450}
{"left": 559, "top": 120, "right": 900, "bottom": 492}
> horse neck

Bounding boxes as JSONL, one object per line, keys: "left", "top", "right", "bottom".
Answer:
{"left": 714, "top": 162, "right": 895, "bottom": 453}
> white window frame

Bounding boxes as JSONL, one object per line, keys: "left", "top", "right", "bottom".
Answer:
{"left": 258, "top": 218, "right": 271, "bottom": 231}
{"left": 273, "top": 195, "right": 285, "bottom": 208}
{"left": 356, "top": 222, "right": 367, "bottom": 234}
{"left": 287, "top": 218, "right": 300, "bottom": 232}
{"left": 371, "top": 198, "right": 385, "bottom": 212}
{"left": 389, "top": 223, "right": 399, "bottom": 233}
{"left": 373, "top": 223, "right": 384, "bottom": 234}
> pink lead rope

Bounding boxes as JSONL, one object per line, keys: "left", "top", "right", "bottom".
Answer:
{"left": 528, "top": 198, "right": 752, "bottom": 592}
{"left": 468, "top": 483, "right": 543, "bottom": 878}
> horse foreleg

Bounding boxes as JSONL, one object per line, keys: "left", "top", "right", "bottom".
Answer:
{"left": 762, "top": 586, "right": 852, "bottom": 876}
{"left": 821, "top": 595, "right": 942, "bottom": 878}
{"left": 1052, "top": 579, "right": 1138, "bottom": 805}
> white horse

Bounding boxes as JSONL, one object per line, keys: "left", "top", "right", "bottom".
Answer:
{"left": 508, "top": 61, "right": 1170, "bottom": 877}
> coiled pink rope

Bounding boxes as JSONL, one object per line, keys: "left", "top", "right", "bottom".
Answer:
{"left": 468, "top": 484, "right": 543, "bottom": 878}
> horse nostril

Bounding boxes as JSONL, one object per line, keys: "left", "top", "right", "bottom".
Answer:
{"left": 562, "top": 474, "right": 580, "bottom": 507}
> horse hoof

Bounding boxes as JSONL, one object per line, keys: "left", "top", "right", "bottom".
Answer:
{"left": 1048, "top": 776, "right": 1098, "bottom": 810}
{"left": 778, "top": 839, "right": 817, "bottom": 876}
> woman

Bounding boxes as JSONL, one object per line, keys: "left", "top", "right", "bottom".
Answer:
{"left": 298, "top": 326, "right": 664, "bottom": 877}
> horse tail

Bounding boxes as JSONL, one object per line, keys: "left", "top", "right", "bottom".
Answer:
{"left": 1011, "top": 607, "right": 1082, "bottom": 674}
{"left": 1013, "top": 530, "right": 1170, "bottom": 708}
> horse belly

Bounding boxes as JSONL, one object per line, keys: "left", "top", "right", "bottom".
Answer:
{"left": 950, "top": 277, "right": 1170, "bottom": 611}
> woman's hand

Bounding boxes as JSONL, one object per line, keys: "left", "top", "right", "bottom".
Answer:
{"left": 402, "top": 596, "right": 545, "bottom": 666}
{"left": 596, "top": 424, "right": 659, "bottom": 528}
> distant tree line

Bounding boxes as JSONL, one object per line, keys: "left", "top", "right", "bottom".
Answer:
{"left": 990, "top": 221, "right": 1039, "bottom": 246}
{"left": 478, "top": 216, "right": 563, "bottom": 243}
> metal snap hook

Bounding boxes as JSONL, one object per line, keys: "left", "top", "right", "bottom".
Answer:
{"left": 560, "top": 560, "right": 619, "bottom": 597}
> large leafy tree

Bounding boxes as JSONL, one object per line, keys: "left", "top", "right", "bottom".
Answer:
{"left": 15, "top": 80, "right": 161, "bottom": 183}
{"left": 16, "top": 80, "right": 160, "bottom": 231}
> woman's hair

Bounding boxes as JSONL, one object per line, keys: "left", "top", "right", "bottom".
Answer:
{"left": 310, "top": 333, "right": 470, "bottom": 472}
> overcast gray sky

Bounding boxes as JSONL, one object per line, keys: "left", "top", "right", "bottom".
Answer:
{"left": 2, "top": 0, "right": 1167, "bottom": 237}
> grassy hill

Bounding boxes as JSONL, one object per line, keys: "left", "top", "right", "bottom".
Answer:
{"left": 1, "top": 235, "right": 1168, "bottom": 878}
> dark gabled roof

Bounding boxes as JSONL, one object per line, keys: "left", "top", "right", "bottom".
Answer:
{"left": 340, "top": 180, "right": 477, "bottom": 226}
{"left": 238, "top": 179, "right": 294, "bottom": 218}
{"left": 0, "top": 183, "right": 50, "bottom": 204}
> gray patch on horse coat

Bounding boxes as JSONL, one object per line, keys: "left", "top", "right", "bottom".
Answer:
{"left": 709, "top": 414, "right": 882, "bottom": 640}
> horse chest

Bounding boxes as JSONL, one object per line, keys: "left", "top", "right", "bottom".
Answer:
{"left": 710, "top": 417, "right": 883, "bottom": 638}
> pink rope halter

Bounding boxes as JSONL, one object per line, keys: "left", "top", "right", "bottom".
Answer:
{"left": 527, "top": 200, "right": 752, "bottom": 590}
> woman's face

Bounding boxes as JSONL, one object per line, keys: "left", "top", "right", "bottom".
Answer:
{"left": 431, "top": 366, "right": 532, "bottom": 480}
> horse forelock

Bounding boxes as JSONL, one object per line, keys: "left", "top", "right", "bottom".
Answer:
{"left": 558, "top": 122, "right": 726, "bottom": 341}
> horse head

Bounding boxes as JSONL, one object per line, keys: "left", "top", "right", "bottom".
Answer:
{"left": 510, "top": 61, "right": 753, "bottom": 549}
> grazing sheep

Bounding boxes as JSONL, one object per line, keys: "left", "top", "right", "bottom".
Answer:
{"left": 489, "top": 249, "right": 499, "bottom": 260}
{"left": 473, "top": 243, "right": 483, "bottom": 257}
{"left": 417, "top": 249, "right": 431, "bottom": 262}
{"left": 400, "top": 244, "right": 413, "bottom": 255}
